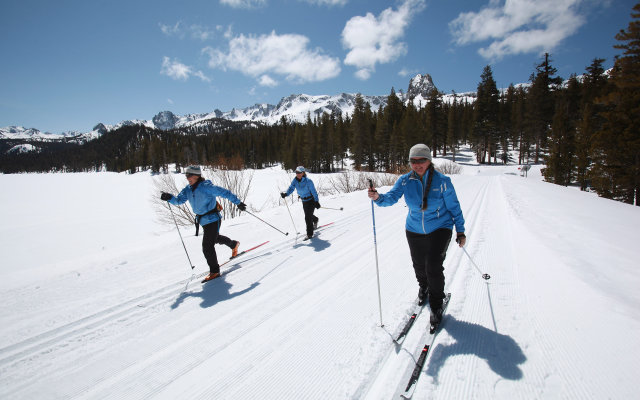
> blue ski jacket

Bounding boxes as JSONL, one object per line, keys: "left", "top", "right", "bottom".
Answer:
{"left": 168, "top": 180, "right": 241, "bottom": 226}
{"left": 374, "top": 170, "right": 465, "bottom": 235}
{"left": 285, "top": 176, "right": 319, "bottom": 202}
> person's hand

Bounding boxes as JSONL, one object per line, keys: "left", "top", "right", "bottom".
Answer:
{"left": 280, "top": 192, "right": 287, "bottom": 198}
{"left": 315, "top": 201, "right": 321, "bottom": 209}
{"left": 160, "top": 192, "right": 173, "bottom": 201}
{"left": 237, "top": 202, "right": 247, "bottom": 211}
{"left": 456, "top": 233, "right": 466, "bottom": 247}
{"left": 367, "top": 187, "right": 379, "bottom": 201}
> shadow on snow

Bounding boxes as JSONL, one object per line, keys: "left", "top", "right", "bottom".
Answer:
{"left": 170, "top": 277, "right": 259, "bottom": 309}
{"left": 426, "top": 316, "right": 526, "bottom": 382}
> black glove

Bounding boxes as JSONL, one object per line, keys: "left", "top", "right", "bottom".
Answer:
{"left": 160, "top": 192, "right": 173, "bottom": 201}
{"left": 315, "top": 201, "right": 321, "bottom": 209}
{"left": 237, "top": 202, "right": 247, "bottom": 211}
{"left": 280, "top": 192, "right": 287, "bottom": 198}
{"left": 455, "top": 233, "right": 466, "bottom": 244}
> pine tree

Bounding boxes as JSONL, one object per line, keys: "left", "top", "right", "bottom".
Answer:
{"left": 591, "top": 3, "right": 640, "bottom": 204}
{"left": 473, "top": 65, "right": 500, "bottom": 163}
{"left": 526, "top": 53, "right": 563, "bottom": 164}
{"left": 350, "top": 94, "right": 367, "bottom": 170}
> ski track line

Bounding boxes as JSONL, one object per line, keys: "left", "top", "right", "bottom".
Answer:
{"left": 69, "top": 216, "right": 376, "bottom": 399}
{"left": 11, "top": 249, "right": 316, "bottom": 399}
{"left": 500, "top": 177, "right": 623, "bottom": 399}
{"left": 0, "top": 234, "right": 299, "bottom": 396}
{"left": 432, "top": 176, "right": 515, "bottom": 399}
{"left": 161, "top": 221, "right": 383, "bottom": 399}
{"left": 195, "top": 247, "right": 380, "bottom": 400}
{"left": 0, "top": 213, "right": 357, "bottom": 395}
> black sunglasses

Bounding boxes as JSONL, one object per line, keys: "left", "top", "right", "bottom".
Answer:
{"left": 409, "top": 158, "right": 428, "bottom": 164}
{"left": 185, "top": 173, "right": 198, "bottom": 178}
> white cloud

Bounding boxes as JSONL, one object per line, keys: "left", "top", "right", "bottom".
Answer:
{"left": 449, "top": 0, "right": 587, "bottom": 60}
{"left": 341, "top": 0, "right": 425, "bottom": 80}
{"left": 220, "top": 0, "right": 266, "bottom": 9}
{"left": 160, "top": 57, "right": 211, "bottom": 83}
{"left": 398, "top": 68, "right": 419, "bottom": 77}
{"left": 160, "top": 22, "right": 183, "bottom": 38}
{"left": 189, "top": 25, "right": 216, "bottom": 41}
{"left": 203, "top": 31, "right": 341, "bottom": 85}
{"left": 167, "top": 98, "right": 174, "bottom": 105}
{"left": 299, "top": 0, "right": 349, "bottom": 6}
{"left": 258, "top": 75, "right": 278, "bottom": 87}
{"left": 160, "top": 22, "right": 216, "bottom": 41}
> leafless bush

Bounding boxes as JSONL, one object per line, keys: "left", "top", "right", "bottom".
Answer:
{"left": 435, "top": 160, "right": 463, "bottom": 175}
{"left": 208, "top": 167, "right": 254, "bottom": 218}
{"left": 152, "top": 167, "right": 254, "bottom": 227}
{"left": 151, "top": 173, "right": 194, "bottom": 227}
{"left": 326, "top": 171, "right": 400, "bottom": 194}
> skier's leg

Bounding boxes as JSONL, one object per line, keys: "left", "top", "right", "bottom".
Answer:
{"left": 406, "top": 230, "right": 429, "bottom": 289}
{"left": 303, "top": 200, "right": 315, "bottom": 237}
{"left": 202, "top": 220, "right": 222, "bottom": 274}
{"left": 425, "top": 228, "right": 452, "bottom": 311}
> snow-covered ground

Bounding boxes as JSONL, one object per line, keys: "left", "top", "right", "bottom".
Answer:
{"left": 1, "top": 153, "right": 639, "bottom": 399}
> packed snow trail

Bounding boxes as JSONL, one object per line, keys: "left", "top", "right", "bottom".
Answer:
{"left": 0, "top": 166, "right": 639, "bottom": 399}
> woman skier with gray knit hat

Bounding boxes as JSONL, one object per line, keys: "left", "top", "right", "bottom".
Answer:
{"left": 281, "top": 166, "right": 320, "bottom": 240}
{"left": 367, "top": 144, "right": 466, "bottom": 328}
{"left": 160, "top": 165, "right": 247, "bottom": 282}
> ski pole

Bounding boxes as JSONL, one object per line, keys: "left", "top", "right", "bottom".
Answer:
{"left": 283, "top": 196, "right": 299, "bottom": 234}
{"left": 320, "top": 206, "right": 344, "bottom": 211}
{"left": 368, "top": 179, "right": 384, "bottom": 327}
{"left": 242, "top": 209, "right": 289, "bottom": 236}
{"left": 461, "top": 246, "right": 491, "bottom": 280}
{"left": 168, "top": 203, "right": 195, "bottom": 270}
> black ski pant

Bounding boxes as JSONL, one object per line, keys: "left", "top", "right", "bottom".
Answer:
{"left": 202, "top": 220, "right": 237, "bottom": 274}
{"left": 302, "top": 200, "right": 319, "bottom": 237}
{"left": 406, "top": 228, "right": 452, "bottom": 311}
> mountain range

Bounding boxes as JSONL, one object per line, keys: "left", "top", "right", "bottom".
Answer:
{"left": 1, "top": 74, "right": 476, "bottom": 153}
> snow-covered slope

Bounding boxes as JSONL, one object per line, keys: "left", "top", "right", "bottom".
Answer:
{"left": 0, "top": 154, "right": 638, "bottom": 399}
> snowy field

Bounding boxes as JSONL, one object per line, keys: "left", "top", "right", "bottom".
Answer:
{"left": 1, "top": 152, "right": 639, "bottom": 399}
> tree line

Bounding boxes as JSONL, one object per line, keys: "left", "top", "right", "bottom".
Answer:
{"left": 1, "top": 3, "right": 638, "bottom": 206}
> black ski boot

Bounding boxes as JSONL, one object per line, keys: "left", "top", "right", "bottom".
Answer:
{"left": 418, "top": 286, "right": 429, "bottom": 306}
{"left": 429, "top": 306, "right": 443, "bottom": 333}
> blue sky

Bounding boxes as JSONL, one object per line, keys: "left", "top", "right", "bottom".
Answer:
{"left": 0, "top": 0, "right": 634, "bottom": 133}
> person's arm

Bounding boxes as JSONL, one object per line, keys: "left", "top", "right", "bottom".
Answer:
{"left": 167, "top": 186, "right": 189, "bottom": 206}
{"left": 308, "top": 179, "right": 319, "bottom": 202}
{"left": 372, "top": 176, "right": 406, "bottom": 207}
{"left": 442, "top": 178, "right": 465, "bottom": 235}
{"left": 285, "top": 179, "right": 296, "bottom": 196}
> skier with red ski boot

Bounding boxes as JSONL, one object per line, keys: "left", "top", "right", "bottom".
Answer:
{"left": 161, "top": 165, "right": 247, "bottom": 282}
{"left": 281, "top": 166, "right": 320, "bottom": 240}
{"left": 367, "top": 144, "right": 466, "bottom": 327}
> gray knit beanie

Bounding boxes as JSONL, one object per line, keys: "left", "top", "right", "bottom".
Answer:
{"left": 408, "top": 144, "right": 432, "bottom": 161}
{"left": 185, "top": 165, "right": 202, "bottom": 175}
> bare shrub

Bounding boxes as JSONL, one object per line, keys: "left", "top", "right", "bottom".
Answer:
{"left": 152, "top": 167, "right": 254, "bottom": 227}
{"left": 151, "top": 173, "right": 194, "bottom": 227}
{"left": 435, "top": 160, "right": 463, "bottom": 175}
{"left": 326, "top": 171, "right": 400, "bottom": 194}
{"left": 207, "top": 167, "right": 254, "bottom": 218}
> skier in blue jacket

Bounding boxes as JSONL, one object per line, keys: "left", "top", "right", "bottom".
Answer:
{"left": 161, "top": 165, "right": 247, "bottom": 282}
{"left": 281, "top": 166, "right": 320, "bottom": 240}
{"left": 367, "top": 144, "right": 466, "bottom": 326}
